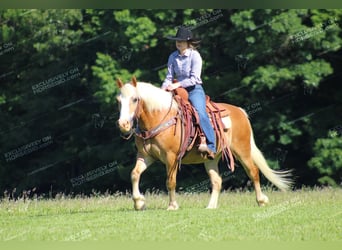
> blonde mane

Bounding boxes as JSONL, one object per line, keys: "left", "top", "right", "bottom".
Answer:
{"left": 135, "top": 82, "right": 178, "bottom": 112}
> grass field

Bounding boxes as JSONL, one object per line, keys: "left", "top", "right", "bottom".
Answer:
{"left": 0, "top": 188, "right": 341, "bottom": 242}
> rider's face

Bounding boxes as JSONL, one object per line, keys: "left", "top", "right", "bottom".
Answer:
{"left": 176, "top": 41, "right": 188, "bottom": 54}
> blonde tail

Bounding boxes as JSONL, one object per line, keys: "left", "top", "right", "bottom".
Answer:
{"left": 250, "top": 135, "right": 293, "bottom": 191}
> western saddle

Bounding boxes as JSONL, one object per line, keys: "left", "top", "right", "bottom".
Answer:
{"left": 172, "top": 88, "right": 235, "bottom": 172}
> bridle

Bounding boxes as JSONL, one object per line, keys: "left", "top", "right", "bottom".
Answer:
{"left": 119, "top": 97, "right": 141, "bottom": 140}
{"left": 120, "top": 93, "right": 178, "bottom": 141}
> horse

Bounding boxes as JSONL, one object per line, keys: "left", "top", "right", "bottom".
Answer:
{"left": 116, "top": 76, "right": 292, "bottom": 210}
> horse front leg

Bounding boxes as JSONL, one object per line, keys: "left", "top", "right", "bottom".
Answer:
{"left": 166, "top": 162, "right": 179, "bottom": 210}
{"left": 131, "top": 157, "right": 153, "bottom": 210}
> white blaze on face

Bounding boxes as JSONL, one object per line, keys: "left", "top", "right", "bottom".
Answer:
{"left": 118, "top": 84, "right": 137, "bottom": 132}
{"left": 119, "top": 94, "right": 133, "bottom": 122}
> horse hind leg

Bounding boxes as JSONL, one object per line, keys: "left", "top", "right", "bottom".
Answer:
{"left": 233, "top": 135, "right": 292, "bottom": 206}
{"left": 204, "top": 159, "right": 222, "bottom": 209}
{"left": 241, "top": 155, "right": 269, "bottom": 206}
{"left": 233, "top": 147, "right": 269, "bottom": 206}
{"left": 229, "top": 108, "right": 269, "bottom": 206}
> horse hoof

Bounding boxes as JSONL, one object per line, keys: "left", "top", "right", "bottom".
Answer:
{"left": 167, "top": 202, "right": 179, "bottom": 211}
{"left": 257, "top": 194, "right": 269, "bottom": 206}
{"left": 133, "top": 196, "right": 146, "bottom": 210}
{"left": 135, "top": 204, "right": 146, "bottom": 211}
{"left": 134, "top": 202, "right": 146, "bottom": 211}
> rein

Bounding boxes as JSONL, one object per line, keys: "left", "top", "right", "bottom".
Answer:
{"left": 120, "top": 130, "right": 135, "bottom": 140}
{"left": 135, "top": 117, "right": 177, "bottom": 140}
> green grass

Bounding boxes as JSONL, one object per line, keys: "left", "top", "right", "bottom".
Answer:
{"left": 0, "top": 188, "right": 341, "bottom": 242}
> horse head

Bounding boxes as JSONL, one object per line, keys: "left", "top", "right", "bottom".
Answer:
{"left": 116, "top": 76, "right": 140, "bottom": 135}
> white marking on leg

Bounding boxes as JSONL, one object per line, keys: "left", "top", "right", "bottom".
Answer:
{"left": 131, "top": 158, "right": 147, "bottom": 210}
{"left": 205, "top": 160, "right": 221, "bottom": 209}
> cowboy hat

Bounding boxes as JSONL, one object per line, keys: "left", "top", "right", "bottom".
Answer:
{"left": 166, "top": 26, "right": 200, "bottom": 41}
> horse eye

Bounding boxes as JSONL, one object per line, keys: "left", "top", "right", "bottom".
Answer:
{"left": 132, "top": 97, "right": 138, "bottom": 103}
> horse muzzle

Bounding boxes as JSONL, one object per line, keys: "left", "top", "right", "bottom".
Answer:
{"left": 117, "top": 119, "right": 133, "bottom": 134}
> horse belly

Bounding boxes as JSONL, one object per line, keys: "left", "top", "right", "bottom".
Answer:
{"left": 181, "top": 149, "right": 209, "bottom": 164}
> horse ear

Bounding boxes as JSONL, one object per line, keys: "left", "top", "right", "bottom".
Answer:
{"left": 117, "top": 78, "right": 124, "bottom": 88}
{"left": 131, "top": 76, "right": 137, "bottom": 87}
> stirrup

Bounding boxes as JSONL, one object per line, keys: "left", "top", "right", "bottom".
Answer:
{"left": 198, "top": 136, "right": 208, "bottom": 153}
{"left": 198, "top": 136, "right": 215, "bottom": 160}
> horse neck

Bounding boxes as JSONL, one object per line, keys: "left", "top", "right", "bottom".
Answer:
{"left": 137, "top": 100, "right": 176, "bottom": 131}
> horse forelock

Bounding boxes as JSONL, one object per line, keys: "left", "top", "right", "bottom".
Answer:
{"left": 120, "top": 83, "right": 137, "bottom": 98}
{"left": 135, "top": 82, "right": 177, "bottom": 112}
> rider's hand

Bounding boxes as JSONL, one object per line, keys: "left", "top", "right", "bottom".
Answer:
{"left": 166, "top": 82, "right": 181, "bottom": 91}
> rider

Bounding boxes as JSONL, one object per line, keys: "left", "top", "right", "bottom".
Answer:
{"left": 161, "top": 26, "right": 216, "bottom": 160}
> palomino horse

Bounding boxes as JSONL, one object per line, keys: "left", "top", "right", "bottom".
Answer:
{"left": 116, "top": 77, "right": 292, "bottom": 210}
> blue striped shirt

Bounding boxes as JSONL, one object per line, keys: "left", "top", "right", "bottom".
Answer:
{"left": 162, "top": 48, "right": 203, "bottom": 89}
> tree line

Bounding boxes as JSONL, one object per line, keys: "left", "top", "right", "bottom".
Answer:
{"left": 0, "top": 9, "right": 341, "bottom": 198}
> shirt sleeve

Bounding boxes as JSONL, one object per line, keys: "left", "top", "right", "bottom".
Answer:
{"left": 161, "top": 53, "right": 175, "bottom": 89}
{"left": 178, "top": 50, "right": 203, "bottom": 88}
